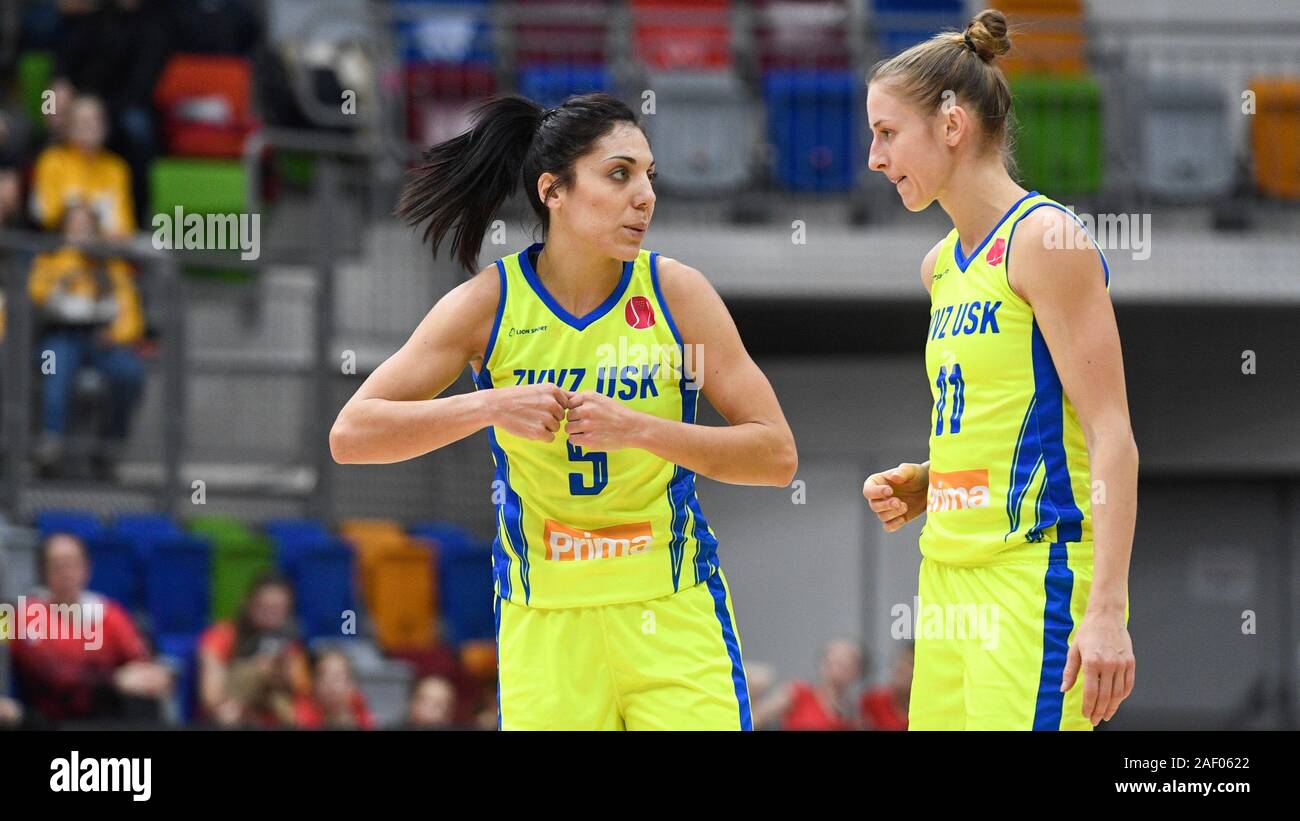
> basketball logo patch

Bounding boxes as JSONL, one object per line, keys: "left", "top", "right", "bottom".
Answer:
{"left": 625, "top": 295, "right": 655, "bottom": 329}
{"left": 985, "top": 237, "right": 1006, "bottom": 267}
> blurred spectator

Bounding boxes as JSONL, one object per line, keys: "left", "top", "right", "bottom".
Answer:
{"left": 8, "top": 532, "right": 172, "bottom": 726}
{"left": 30, "top": 94, "right": 135, "bottom": 237}
{"left": 198, "top": 572, "right": 311, "bottom": 728}
{"left": 294, "top": 648, "right": 375, "bottom": 729}
{"left": 745, "top": 662, "right": 783, "bottom": 730}
{"left": 405, "top": 675, "right": 457, "bottom": 730}
{"left": 28, "top": 202, "right": 146, "bottom": 479}
{"left": 756, "top": 638, "right": 866, "bottom": 731}
{"left": 54, "top": 0, "right": 169, "bottom": 227}
{"left": 860, "top": 642, "right": 912, "bottom": 731}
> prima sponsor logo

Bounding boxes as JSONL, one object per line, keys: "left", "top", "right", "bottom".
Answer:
{"left": 544, "top": 519, "right": 653, "bottom": 561}
{"left": 151, "top": 206, "right": 261, "bottom": 260}
{"left": 50, "top": 751, "right": 151, "bottom": 802}
{"left": 0, "top": 596, "right": 104, "bottom": 650}
{"left": 927, "top": 469, "right": 991, "bottom": 513}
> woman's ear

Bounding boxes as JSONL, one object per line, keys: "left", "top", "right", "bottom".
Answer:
{"left": 537, "top": 172, "right": 560, "bottom": 210}
{"left": 941, "top": 100, "right": 969, "bottom": 148}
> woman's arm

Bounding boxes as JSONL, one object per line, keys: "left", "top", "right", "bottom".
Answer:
{"left": 1009, "top": 208, "right": 1138, "bottom": 725}
{"left": 330, "top": 267, "right": 569, "bottom": 464}
{"left": 565, "top": 257, "right": 797, "bottom": 486}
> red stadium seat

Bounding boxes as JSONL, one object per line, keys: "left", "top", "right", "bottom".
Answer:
{"left": 153, "top": 55, "right": 257, "bottom": 158}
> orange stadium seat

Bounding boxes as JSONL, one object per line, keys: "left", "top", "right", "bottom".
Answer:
{"left": 1248, "top": 76, "right": 1300, "bottom": 200}
{"left": 994, "top": 2, "right": 1088, "bottom": 77}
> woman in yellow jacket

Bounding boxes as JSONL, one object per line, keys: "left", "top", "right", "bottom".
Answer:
{"left": 29, "top": 203, "right": 146, "bottom": 479}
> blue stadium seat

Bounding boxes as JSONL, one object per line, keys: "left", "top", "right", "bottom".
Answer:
{"left": 393, "top": 0, "right": 494, "bottom": 65}
{"left": 291, "top": 537, "right": 357, "bottom": 642}
{"left": 86, "top": 533, "right": 140, "bottom": 609}
{"left": 144, "top": 536, "right": 212, "bottom": 636}
{"left": 34, "top": 509, "right": 102, "bottom": 541}
{"left": 264, "top": 519, "right": 332, "bottom": 578}
{"left": 412, "top": 523, "right": 493, "bottom": 644}
{"left": 110, "top": 513, "right": 184, "bottom": 566}
{"left": 763, "top": 69, "right": 861, "bottom": 192}
{"left": 156, "top": 631, "right": 201, "bottom": 724}
{"left": 517, "top": 64, "right": 612, "bottom": 108}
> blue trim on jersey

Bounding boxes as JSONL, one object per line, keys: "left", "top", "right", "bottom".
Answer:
{"left": 651, "top": 250, "right": 718, "bottom": 589}
{"left": 493, "top": 594, "right": 503, "bottom": 730}
{"left": 1005, "top": 397, "right": 1041, "bottom": 539}
{"left": 1005, "top": 202, "right": 1111, "bottom": 290}
{"left": 472, "top": 258, "right": 508, "bottom": 388}
{"left": 666, "top": 466, "right": 690, "bottom": 591}
{"left": 1033, "top": 541, "right": 1075, "bottom": 730}
{"left": 517, "top": 242, "right": 635, "bottom": 331}
{"left": 648, "top": 252, "right": 684, "bottom": 347}
{"left": 706, "top": 572, "right": 753, "bottom": 731}
{"left": 480, "top": 367, "right": 532, "bottom": 603}
{"left": 1026, "top": 466, "right": 1052, "bottom": 543}
{"left": 1030, "top": 319, "right": 1085, "bottom": 544}
{"left": 953, "top": 190, "right": 1038, "bottom": 272}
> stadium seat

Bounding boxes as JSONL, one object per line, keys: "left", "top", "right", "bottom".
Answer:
{"left": 150, "top": 157, "right": 248, "bottom": 216}
{"left": 0, "top": 525, "right": 41, "bottom": 600}
{"left": 210, "top": 535, "right": 274, "bottom": 621}
{"left": 514, "top": 0, "right": 612, "bottom": 68}
{"left": 641, "top": 70, "right": 755, "bottom": 195}
{"left": 1136, "top": 78, "right": 1234, "bottom": 202}
{"left": 517, "top": 64, "right": 612, "bottom": 108}
{"left": 1248, "top": 76, "right": 1300, "bottom": 200}
{"left": 993, "top": 1, "right": 1088, "bottom": 77}
{"left": 411, "top": 523, "right": 493, "bottom": 644}
{"left": 153, "top": 54, "right": 256, "bottom": 158}
{"left": 85, "top": 533, "right": 140, "bottom": 609}
{"left": 763, "top": 69, "right": 861, "bottom": 192}
{"left": 393, "top": 0, "right": 494, "bottom": 65}
{"left": 362, "top": 541, "right": 437, "bottom": 652}
{"left": 869, "top": 0, "right": 964, "bottom": 59}
{"left": 144, "top": 535, "right": 213, "bottom": 636}
{"left": 155, "top": 631, "right": 201, "bottom": 724}
{"left": 34, "top": 509, "right": 102, "bottom": 541}
{"left": 404, "top": 62, "right": 496, "bottom": 147}
{"left": 291, "top": 537, "right": 357, "bottom": 641}
{"left": 757, "top": 0, "right": 853, "bottom": 70}
{"left": 187, "top": 514, "right": 255, "bottom": 545}
{"left": 17, "top": 51, "right": 53, "bottom": 126}
{"left": 631, "top": 0, "right": 732, "bottom": 71}
{"left": 1010, "top": 74, "right": 1104, "bottom": 195}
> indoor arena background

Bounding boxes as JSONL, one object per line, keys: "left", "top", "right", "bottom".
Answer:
{"left": 0, "top": 0, "right": 1295, "bottom": 730}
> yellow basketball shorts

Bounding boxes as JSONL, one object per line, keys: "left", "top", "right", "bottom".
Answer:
{"left": 494, "top": 569, "right": 752, "bottom": 730}
{"left": 909, "top": 542, "right": 1129, "bottom": 731}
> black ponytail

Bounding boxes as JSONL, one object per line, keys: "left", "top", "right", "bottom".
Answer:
{"left": 397, "top": 92, "right": 643, "bottom": 274}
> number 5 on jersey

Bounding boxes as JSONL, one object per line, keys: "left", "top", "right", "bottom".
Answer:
{"left": 567, "top": 441, "right": 609, "bottom": 495}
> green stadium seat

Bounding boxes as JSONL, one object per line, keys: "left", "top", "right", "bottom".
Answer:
{"left": 1010, "top": 74, "right": 1104, "bottom": 196}
{"left": 18, "top": 51, "right": 53, "bottom": 125}
{"left": 149, "top": 157, "right": 252, "bottom": 282}
{"left": 211, "top": 535, "right": 275, "bottom": 621}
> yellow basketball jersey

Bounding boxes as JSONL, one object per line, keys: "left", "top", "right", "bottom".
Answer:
{"left": 920, "top": 192, "right": 1112, "bottom": 565}
{"left": 473, "top": 243, "right": 718, "bottom": 608}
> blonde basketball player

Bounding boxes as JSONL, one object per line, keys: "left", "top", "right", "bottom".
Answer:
{"left": 861, "top": 11, "right": 1138, "bottom": 730}
{"left": 330, "top": 93, "right": 797, "bottom": 730}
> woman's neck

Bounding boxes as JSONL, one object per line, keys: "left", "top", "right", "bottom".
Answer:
{"left": 536, "top": 233, "right": 624, "bottom": 316}
{"left": 939, "top": 163, "right": 1028, "bottom": 258}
